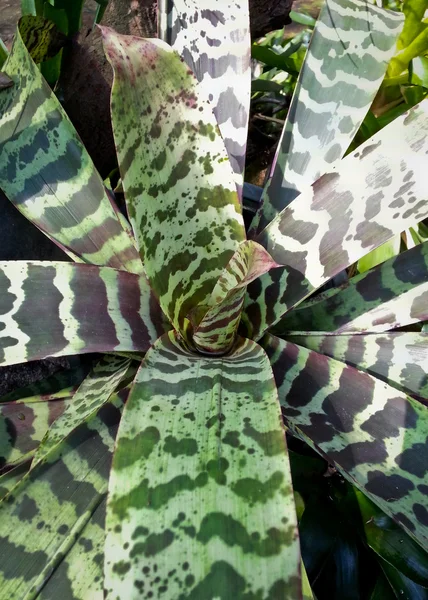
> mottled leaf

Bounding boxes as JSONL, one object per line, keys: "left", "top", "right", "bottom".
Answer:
{"left": 275, "top": 242, "right": 428, "bottom": 335}
{"left": 160, "top": 0, "right": 251, "bottom": 193}
{"left": 192, "top": 241, "right": 278, "bottom": 353}
{"left": 0, "top": 392, "right": 73, "bottom": 472}
{"left": 32, "top": 356, "right": 131, "bottom": 467}
{"left": 250, "top": 0, "right": 404, "bottom": 234}
{"left": 18, "top": 15, "right": 67, "bottom": 63}
{"left": 102, "top": 28, "right": 245, "bottom": 335}
{"left": 0, "top": 261, "right": 166, "bottom": 366}
{"left": 104, "top": 332, "right": 299, "bottom": 599}
{"left": 265, "top": 333, "right": 428, "bottom": 551}
{"left": 38, "top": 498, "right": 106, "bottom": 600}
{"left": 0, "top": 391, "right": 125, "bottom": 599}
{"left": 244, "top": 105, "right": 428, "bottom": 340}
{"left": 287, "top": 333, "right": 428, "bottom": 401}
{"left": 0, "top": 26, "right": 142, "bottom": 274}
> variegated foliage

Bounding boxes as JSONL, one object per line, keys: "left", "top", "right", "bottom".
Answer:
{"left": 159, "top": 0, "right": 251, "bottom": 193}
{"left": 0, "top": 0, "right": 427, "bottom": 598}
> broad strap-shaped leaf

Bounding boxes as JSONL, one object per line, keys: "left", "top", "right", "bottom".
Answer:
{"left": 0, "top": 463, "right": 29, "bottom": 501}
{"left": 0, "top": 391, "right": 73, "bottom": 471}
{"left": 275, "top": 242, "right": 428, "bottom": 335}
{"left": 102, "top": 28, "right": 245, "bottom": 334}
{"left": 250, "top": 0, "right": 404, "bottom": 235}
{"left": 160, "top": 0, "right": 251, "bottom": 192}
{"left": 192, "top": 241, "right": 278, "bottom": 353}
{"left": 38, "top": 499, "right": 106, "bottom": 600}
{"left": 0, "top": 390, "right": 126, "bottom": 599}
{"left": 0, "top": 261, "right": 167, "bottom": 366}
{"left": 105, "top": 332, "right": 299, "bottom": 599}
{"left": 264, "top": 333, "right": 428, "bottom": 551}
{"left": 354, "top": 488, "right": 428, "bottom": 586}
{"left": 0, "top": 25, "right": 142, "bottom": 274}
{"left": 244, "top": 103, "right": 428, "bottom": 340}
{"left": 287, "top": 333, "right": 428, "bottom": 402}
{"left": 32, "top": 356, "right": 132, "bottom": 467}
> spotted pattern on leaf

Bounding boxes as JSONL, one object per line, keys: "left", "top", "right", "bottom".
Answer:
{"left": 0, "top": 391, "right": 127, "bottom": 599}
{"left": 275, "top": 241, "right": 428, "bottom": 334}
{"left": 104, "top": 332, "right": 299, "bottom": 599}
{"left": 102, "top": 28, "right": 245, "bottom": 336}
{"left": 192, "top": 241, "right": 278, "bottom": 353}
{"left": 250, "top": 0, "right": 404, "bottom": 235}
{"left": 244, "top": 104, "right": 428, "bottom": 340}
{"left": 0, "top": 28, "right": 142, "bottom": 273}
{"left": 160, "top": 1, "right": 251, "bottom": 193}
{"left": 264, "top": 333, "right": 428, "bottom": 550}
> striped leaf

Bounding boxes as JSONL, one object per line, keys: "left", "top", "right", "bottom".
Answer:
{"left": 0, "top": 463, "right": 30, "bottom": 501}
{"left": 0, "top": 391, "right": 73, "bottom": 471}
{"left": 0, "top": 25, "right": 142, "bottom": 274}
{"left": 0, "top": 390, "right": 126, "bottom": 600}
{"left": 102, "top": 28, "right": 245, "bottom": 335}
{"left": 250, "top": 0, "right": 404, "bottom": 235}
{"left": 38, "top": 499, "right": 106, "bottom": 600}
{"left": 286, "top": 333, "right": 428, "bottom": 402}
{"left": 264, "top": 333, "right": 428, "bottom": 551}
{"left": 0, "top": 261, "right": 166, "bottom": 366}
{"left": 192, "top": 241, "right": 278, "bottom": 353}
{"left": 32, "top": 356, "right": 131, "bottom": 467}
{"left": 276, "top": 242, "right": 428, "bottom": 335}
{"left": 105, "top": 332, "right": 299, "bottom": 599}
{"left": 244, "top": 103, "right": 428, "bottom": 340}
{"left": 18, "top": 15, "right": 67, "bottom": 64}
{"left": 160, "top": 0, "right": 251, "bottom": 193}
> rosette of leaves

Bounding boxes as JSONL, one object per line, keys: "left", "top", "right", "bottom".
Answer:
{"left": 0, "top": 0, "right": 427, "bottom": 598}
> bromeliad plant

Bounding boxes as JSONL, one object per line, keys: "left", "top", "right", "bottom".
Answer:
{"left": 0, "top": 0, "right": 428, "bottom": 598}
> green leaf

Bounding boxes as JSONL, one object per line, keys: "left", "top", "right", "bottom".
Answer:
{"left": 302, "top": 561, "right": 316, "bottom": 599}
{"left": 251, "top": 79, "right": 285, "bottom": 93}
{"left": 104, "top": 332, "right": 299, "bottom": 598}
{"left": 355, "top": 488, "right": 428, "bottom": 585}
{"left": 381, "top": 558, "right": 428, "bottom": 600}
{"left": 251, "top": 44, "right": 299, "bottom": 74}
{"left": 32, "top": 355, "right": 131, "bottom": 467}
{"left": 250, "top": 0, "right": 404, "bottom": 235}
{"left": 275, "top": 242, "right": 428, "bottom": 335}
{"left": 265, "top": 333, "right": 428, "bottom": 551}
{"left": 289, "top": 10, "right": 317, "bottom": 27}
{"left": 0, "top": 462, "right": 30, "bottom": 501}
{"left": 411, "top": 56, "right": 428, "bottom": 87}
{"left": 0, "top": 38, "right": 8, "bottom": 68}
{"left": 102, "top": 28, "right": 245, "bottom": 335}
{"left": 192, "top": 241, "right": 278, "bottom": 353}
{"left": 52, "top": 0, "right": 85, "bottom": 36}
{"left": 396, "top": 0, "right": 428, "bottom": 52}
{"left": 38, "top": 498, "right": 106, "bottom": 599}
{"left": 160, "top": 2, "right": 251, "bottom": 191}
{"left": 244, "top": 106, "right": 428, "bottom": 340}
{"left": 18, "top": 15, "right": 67, "bottom": 64}
{"left": 357, "top": 235, "right": 401, "bottom": 273}
{"left": 0, "top": 390, "right": 73, "bottom": 471}
{"left": 0, "top": 261, "right": 167, "bottom": 366}
{"left": 286, "top": 333, "right": 428, "bottom": 401}
{"left": 370, "top": 572, "right": 396, "bottom": 600}
{"left": 0, "top": 24, "right": 142, "bottom": 274}
{"left": 0, "top": 390, "right": 125, "bottom": 599}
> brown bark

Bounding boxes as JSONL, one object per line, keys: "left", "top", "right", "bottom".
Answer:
{"left": 249, "top": 0, "right": 293, "bottom": 40}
